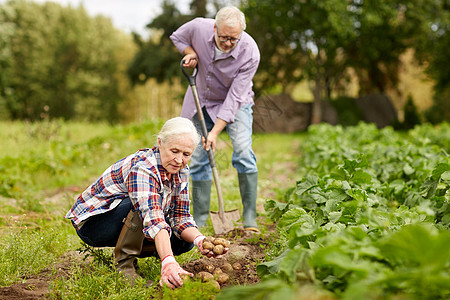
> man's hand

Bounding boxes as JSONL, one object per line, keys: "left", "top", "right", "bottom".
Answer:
{"left": 182, "top": 53, "right": 198, "bottom": 68}
{"left": 159, "top": 255, "right": 193, "bottom": 289}
{"left": 203, "top": 131, "right": 219, "bottom": 153}
{"left": 203, "top": 118, "right": 227, "bottom": 153}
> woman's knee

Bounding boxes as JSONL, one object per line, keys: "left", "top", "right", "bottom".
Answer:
{"left": 171, "top": 236, "right": 194, "bottom": 256}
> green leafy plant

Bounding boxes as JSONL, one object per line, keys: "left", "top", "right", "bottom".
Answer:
{"left": 223, "top": 123, "right": 450, "bottom": 299}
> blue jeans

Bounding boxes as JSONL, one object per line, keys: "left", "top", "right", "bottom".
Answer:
{"left": 190, "top": 104, "right": 258, "bottom": 181}
{"left": 75, "top": 197, "right": 193, "bottom": 256}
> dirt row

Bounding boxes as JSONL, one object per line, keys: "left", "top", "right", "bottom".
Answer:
{"left": 0, "top": 223, "right": 276, "bottom": 299}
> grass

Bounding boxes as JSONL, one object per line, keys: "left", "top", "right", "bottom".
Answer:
{"left": 0, "top": 221, "right": 70, "bottom": 286}
{"left": 0, "top": 120, "right": 303, "bottom": 298}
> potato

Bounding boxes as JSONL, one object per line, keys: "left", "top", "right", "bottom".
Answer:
{"left": 213, "top": 238, "right": 230, "bottom": 247}
{"left": 216, "top": 273, "right": 229, "bottom": 284}
{"left": 202, "top": 241, "right": 214, "bottom": 251}
{"left": 204, "top": 263, "right": 215, "bottom": 273}
{"left": 208, "top": 280, "right": 221, "bottom": 291}
{"left": 213, "top": 268, "right": 223, "bottom": 276}
{"left": 180, "top": 273, "right": 192, "bottom": 283}
{"left": 213, "top": 244, "right": 225, "bottom": 255}
{"left": 204, "top": 236, "right": 215, "bottom": 243}
{"left": 197, "top": 271, "right": 214, "bottom": 282}
{"left": 232, "top": 262, "right": 242, "bottom": 270}
{"left": 221, "top": 262, "right": 233, "bottom": 272}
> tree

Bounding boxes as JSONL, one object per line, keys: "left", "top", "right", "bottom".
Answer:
{"left": 0, "top": 0, "right": 125, "bottom": 121}
{"left": 244, "top": 0, "right": 356, "bottom": 123}
{"left": 127, "top": 1, "right": 192, "bottom": 85}
{"left": 127, "top": 0, "right": 233, "bottom": 86}
{"left": 243, "top": 0, "right": 444, "bottom": 123}
{"left": 124, "top": 0, "right": 447, "bottom": 124}
{"left": 417, "top": 0, "right": 450, "bottom": 123}
{"left": 0, "top": 2, "right": 15, "bottom": 119}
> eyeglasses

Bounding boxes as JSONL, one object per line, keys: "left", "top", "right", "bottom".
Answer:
{"left": 217, "top": 32, "right": 240, "bottom": 44}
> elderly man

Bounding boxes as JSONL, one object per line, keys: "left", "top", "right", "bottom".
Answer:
{"left": 170, "top": 6, "right": 260, "bottom": 232}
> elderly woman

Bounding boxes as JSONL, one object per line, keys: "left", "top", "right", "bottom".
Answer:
{"left": 65, "top": 117, "right": 224, "bottom": 288}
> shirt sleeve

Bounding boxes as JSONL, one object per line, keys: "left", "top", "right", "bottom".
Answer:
{"left": 126, "top": 162, "right": 171, "bottom": 240}
{"left": 169, "top": 180, "right": 197, "bottom": 239}
{"left": 170, "top": 18, "right": 197, "bottom": 54}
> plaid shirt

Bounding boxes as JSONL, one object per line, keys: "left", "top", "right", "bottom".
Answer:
{"left": 65, "top": 147, "right": 196, "bottom": 240}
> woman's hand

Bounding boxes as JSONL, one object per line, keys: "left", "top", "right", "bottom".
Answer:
{"left": 194, "top": 235, "right": 229, "bottom": 258}
{"left": 159, "top": 255, "right": 193, "bottom": 289}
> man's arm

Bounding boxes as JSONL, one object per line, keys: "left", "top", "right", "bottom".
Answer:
{"left": 205, "top": 118, "right": 227, "bottom": 152}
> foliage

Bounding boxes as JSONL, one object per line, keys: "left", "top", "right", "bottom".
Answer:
{"left": 425, "top": 86, "right": 450, "bottom": 124}
{"left": 394, "top": 94, "right": 422, "bottom": 130}
{"left": 221, "top": 122, "right": 450, "bottom": 299}
{"left": 77, "top": 242, "right": 114, "bottom": 268}
{"left": 414, "top": 0, "right": 450, "bottom": 95}
{"left": 127, "top": 1, "right": 188, "bottom": 86}
{"left": 244, "top": 0, "right": 353, "bottom": 95}
{"left": 243, "top": 0, "right": 446, "bottom": 123}
{"left": 328, "top": 97, "right": 364, "bottom": 127}
{"left": 0, "top": 0, "right": 129, "bottom": 121}
{"left": 127, "top": 0, "right": 448, "bottom": 123}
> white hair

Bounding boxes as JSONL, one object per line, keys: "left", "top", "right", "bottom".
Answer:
{"left": 157, "top": 117, "right": 201, "bottom": 147}
{"left": 215, "top": 6, "right": 246, "bottom": 31}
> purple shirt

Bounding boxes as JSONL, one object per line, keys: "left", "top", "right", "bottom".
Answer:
{"left": 170, "top": 18, "right": 260, "bottom": 123}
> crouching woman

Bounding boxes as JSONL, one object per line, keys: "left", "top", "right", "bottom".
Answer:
{"left": 65, "top": 117, "right": 224, "bottom": 288}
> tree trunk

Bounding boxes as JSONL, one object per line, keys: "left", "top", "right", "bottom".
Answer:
{"left": 311, "top": 71, "right": 323, "bottom": 124}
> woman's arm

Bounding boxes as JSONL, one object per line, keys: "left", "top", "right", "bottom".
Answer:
{"left": 180, "top": 226, "right": 203, "bottom": 243}
{"left": 155, "top": 229, "right": 174, "bottom": 259}
{"left": 156, "top": 229, "right": 193, "bottom": 289}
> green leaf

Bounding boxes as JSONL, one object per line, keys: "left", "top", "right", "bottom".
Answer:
{"left": 278, "top": 248, "right": 314, "bottom": 284}
{"left": 432, "top": 163, "right": 450, "bottom": 181}
{"left": 296, "top": 175, "right": 319, "bottom": 195}
{"left": 217, "top": 279, "right": 293, "bottom": 300}
{"left": 442, "top": 171, "right": 450, "bottom": 181}
{"left": 264, "top": 200, "right": 291, "bottom": 222}
{"left": 257, "top": 250, "right": 289, "bottom": 278}
{"left": 423, "top": 163, "right": 450, "bottom": 198}
{"left": 279, "top": 207, "right": 314, "bottom": 230}
{"left": 347, "top": 188, "right": 367, "bottom": 202}
{"left": 377, "top": 224, "right": 450, "bottom": 270}
{"left": 403, "top": 163, "right": 414, "bottom": 175}
{"left": 311, "top": 245, "right": 374, "bottom": 276}
{"left": 352, "top": 170, "right": 372, "bottom": 185}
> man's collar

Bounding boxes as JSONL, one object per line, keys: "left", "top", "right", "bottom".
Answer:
{"left": 208, "top": 32, "right": 240, "bottom": 60}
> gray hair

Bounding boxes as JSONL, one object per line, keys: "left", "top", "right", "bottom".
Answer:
{"left": 157, "top": 117, "right": 201, "bottom": 147}
{"left": 215, "top": 6, "right": 246, "bottom": 31}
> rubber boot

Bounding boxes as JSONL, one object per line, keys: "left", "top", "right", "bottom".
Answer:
{"left": 114, "top": 210, "right": 146, "bottom": 285}
{"left": 138, "top": 242, "right": 157, "bottom": 258}
{"left": 191, "top": 180, "right": 212, "bottom": 228}
{"left": 238, "top": 172, "right": 259, "bottom": 230}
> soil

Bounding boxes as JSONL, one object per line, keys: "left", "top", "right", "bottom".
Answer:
{"left": 0, "top": 251, "right": 87, "bottom": 300}
{"left": 0, "top": 220, "right": 277, "bottom": 299}
{"left": 181, "top": 224, "right": 276, "bottom": 288}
